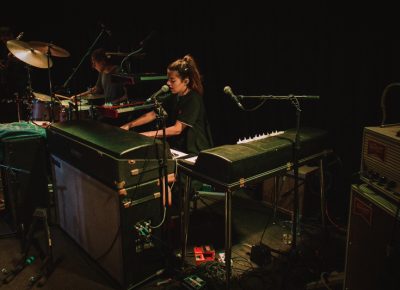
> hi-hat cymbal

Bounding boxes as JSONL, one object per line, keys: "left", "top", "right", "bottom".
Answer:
{"left": 33, "top": 92, "right": 51, "bottom": 102}
{"left": 6, "top": 40, "right": 53, "bottom": 69}
{"left": 29, "top": 41, "right": 70, "bottom": 57}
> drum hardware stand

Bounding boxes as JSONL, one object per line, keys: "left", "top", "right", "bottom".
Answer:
{"left": 73, "top": 95, "right": 82, "bottom": 121}
{"left": 45, "top": 45, "right": 61, "bottom": 123}
{"left": 14, "top": 92, "right": 22, "bottom": 122}
{"left": 1, "top": 207, "right": 61, "bottom": 287}
{"left": 25, "top": 64, "right": 35, "bottom": 122}
{"left": 25, "top": 207, "right": 61, "bottom": 288}
{"left": 67, "top": 102, "right": 75, "bottom": 121}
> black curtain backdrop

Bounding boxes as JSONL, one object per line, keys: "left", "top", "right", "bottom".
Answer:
{"left": 2, "top": 3, "right": 400, "bottom": 208}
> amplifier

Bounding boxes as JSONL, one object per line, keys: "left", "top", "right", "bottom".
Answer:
{"left": 344, "top": 184, "right": 400, "bottom": 290}
{"left": 51, "top": 155, "right": 165, "bottom": 288}
{"left": 0, "top": 136, "right": 48, "bottom": 236}
{"left": 360, "top": 126, "right": 400, "bottom": 202}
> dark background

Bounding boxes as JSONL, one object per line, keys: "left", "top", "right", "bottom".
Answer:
{"left": 2, "top": 3, "right": 400, "bottom": 217}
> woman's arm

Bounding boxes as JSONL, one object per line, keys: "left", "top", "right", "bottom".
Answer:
{"left": 140, "top": 120, "right": 187, "bottom": 137}
{"left": 120, "top": 111, "right": 157, "bottom": 130}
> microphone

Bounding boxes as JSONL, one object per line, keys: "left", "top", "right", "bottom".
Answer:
{"left": 145, "top": 85, "right": 170, "bottom": 103}
{"left": 224, "top": 86, "right": 244, "bottom": 110}
{"left": 15, "top": 32, "right": 24, "bottom": 40}
{"left": 99, "top": 23, "right": 112, "bottom": 36}
{"left": 140, "top": 30, "right": 158, "bottom": 50}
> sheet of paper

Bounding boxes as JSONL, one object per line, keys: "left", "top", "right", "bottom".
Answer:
{"left": 170, "top": 149, "right": 188, "bottom": 159}
{"left": 184, "top": 156, "right": 198, "bottom": 164}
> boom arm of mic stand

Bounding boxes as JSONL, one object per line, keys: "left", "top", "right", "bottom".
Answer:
{"left": 239, "top": 94, "right": 320, "bottom": 100}
{"left": 119, "top": 47, "right": 144, "bottom": 73}
{"left": 62, "top": 29, "right": 107, "bottom": 89}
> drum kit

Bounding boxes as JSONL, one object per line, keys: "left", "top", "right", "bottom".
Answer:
{"left": 4, "top": 39, "right": 104, "bottom": 123}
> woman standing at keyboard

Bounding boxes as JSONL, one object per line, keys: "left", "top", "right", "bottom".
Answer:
{"left": 121, "top": 54, "right": 213, "bottom": 155}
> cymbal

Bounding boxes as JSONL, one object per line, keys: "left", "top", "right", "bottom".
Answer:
{"left": 29, "top": 41, "right": 70, "bottom": 57}
{"left": 32, "top": 92, "right": 51, "bottom": 102}
{"left": 6, "top": 40, "right": 53, "bottom": 69}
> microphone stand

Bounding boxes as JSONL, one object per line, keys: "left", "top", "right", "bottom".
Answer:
{"left": 152, "top": 97, "right": 171, "bottom": 257}
{"left": 61, "top": 28, "right": 108, "bottom": 91}
{"left": 153, "top": 97, "right": 169, "bottom": 205}
{"left": 238, "top": 93, "right": 318, "bottom": 251}
{"left": 289, "top": 95, "right": 301, "bottom": 250}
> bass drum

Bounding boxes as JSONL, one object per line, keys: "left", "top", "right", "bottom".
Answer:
{"left": 31, "top": 99, "right": 62, "bottom": 121}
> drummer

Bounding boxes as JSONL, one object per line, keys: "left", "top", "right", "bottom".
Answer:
{"left": 74, "top": 48, "right": 127, "bottom": 105}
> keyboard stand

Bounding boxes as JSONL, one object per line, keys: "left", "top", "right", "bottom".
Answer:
{"left": 177, "top": 149, "right": 330, "bottom": 290}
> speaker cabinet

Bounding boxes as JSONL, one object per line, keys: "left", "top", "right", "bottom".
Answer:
{"left": 1, "top": 136, "right": 48, "bottom": 235}
{"left": 344, "top": 184, "right": 400, "bottom": 290}
{"left": 51, "top": 155, "right": 165, "bottom": 289}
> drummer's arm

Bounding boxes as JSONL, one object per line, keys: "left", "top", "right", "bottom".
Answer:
{"left": 111, "top": 95, "right": 128, "bottom": 105}
{"left": 69, "top": 87, "right": 96, "bottom": 100}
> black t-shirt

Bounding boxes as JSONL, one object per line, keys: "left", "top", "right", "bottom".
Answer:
{"left": 95, "top": 66, "right": 125, "bottom": 104}
{"left": 162, "top": 90, "right": 212, "bottom": 154}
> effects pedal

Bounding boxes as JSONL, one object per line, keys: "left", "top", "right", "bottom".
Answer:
{"left": 194, "top": 245, "right": 215, "bottom": 265}
{"left": 182, "top": 275, "right": 206, "bottom": 290}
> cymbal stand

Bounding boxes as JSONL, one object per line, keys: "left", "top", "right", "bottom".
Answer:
{"left": 25, "top": 65, "right": 34, "bottom": 121}
{"left": 14, "top": 93, "right": 22, "bottom": 122}
{"left": 46, "top": 46, "right": 56, "bottom": 123}
{"left": 61, "top": 27, "right": 108, "bottom": 90}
